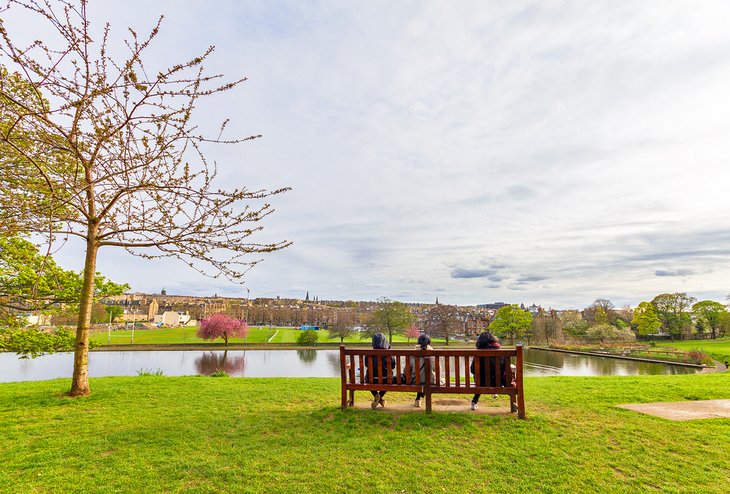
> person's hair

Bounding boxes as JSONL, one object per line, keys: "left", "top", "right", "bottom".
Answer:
{"left": 475, "top": 331, "right": 498, "bottom": 349}
{"left": 371, "top": 332, "right": 389, "bottom": 349}
{"left": 416, "top": 333, "right": 431, "bottom": 349}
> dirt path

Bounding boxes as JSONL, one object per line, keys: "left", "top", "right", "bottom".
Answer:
{"left": 617, "top": 400, "right": 730, "bottom": 421}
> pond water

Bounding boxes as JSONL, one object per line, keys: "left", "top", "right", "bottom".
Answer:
{"left": 0, "top": 348, "right": 699, "bottom": 383}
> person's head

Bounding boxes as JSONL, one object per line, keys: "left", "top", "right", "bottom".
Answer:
{"left": 475, "top": 331, "right": 498, "bottom": 349}
{"left": 417, "top": 333, "right": 431, "bottom": 349}
{"left": 372, "top": 332, "right": 389, "bottom": 349}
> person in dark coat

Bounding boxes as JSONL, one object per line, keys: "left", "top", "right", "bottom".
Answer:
{"left": 364, "top": 332, "right": 395, "bottom": 409}
{"left": 469, "top": 331, "right": 509, "bottom": 411}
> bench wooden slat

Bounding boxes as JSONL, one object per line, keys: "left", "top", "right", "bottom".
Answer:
{"left": 485, "top": 356, "right": 492, "bottom": 388}
{"left": 444, "top": 356, "right": 451, "bottom": 387}
{"left": 425, "top": 357, "right": 432, "bottom": 412}
{"left": 473, "top": 356, "right": 479, "bottom": 390}
{"left": 464, "top": 356, "right": 470, "bottom": 388}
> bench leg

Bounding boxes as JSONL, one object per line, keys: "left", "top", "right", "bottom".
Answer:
{"left": 510, "top": 394, "right": 517, "bottom": 413}
{"left": 348, "top": 389, "right": 355, "bottom": 407}
{"left": 425, "top": 393, "right": 432, "bottom": 413}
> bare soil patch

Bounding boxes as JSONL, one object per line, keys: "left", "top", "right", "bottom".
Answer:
{"left": 617, "top": 399, "right": 730, "bottom": 421}
{"left": 350, "top": 396, "right": 514, "bottom": 415}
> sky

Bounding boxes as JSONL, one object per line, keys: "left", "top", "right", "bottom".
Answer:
{"left": 6, "top": 1, "right": 730, "bottom": 309}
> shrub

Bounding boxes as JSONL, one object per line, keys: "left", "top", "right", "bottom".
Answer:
{"left": 137, "top": 367, "right": 164, "bottom": 376}
{"left": 297, "top": 329, "right": 319, "bottom": 346}
{"left": 686, "top": 350, "right": 711, "bottom": 365}
{"left": 210, "top": 370, "right": 229, "bottom": 377}
{"left": 0, "top": 326, "right": 77, "bottom": 358}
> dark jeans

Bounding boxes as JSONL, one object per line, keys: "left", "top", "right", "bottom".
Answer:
{"left": 472, "top": 394, "right": 481, "bottom": 404}
{"left": 370, "top": 390, "right": 386, "bottom": 398}
{"left": 415, "top": 392, "right": 425, "bottom": 400}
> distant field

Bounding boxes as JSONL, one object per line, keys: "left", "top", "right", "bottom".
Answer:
{"left": 655, "top": 337, "right": 730, "bottom": 363}
{"left": 91, "top": 326, "right": 440, "bottom": 346}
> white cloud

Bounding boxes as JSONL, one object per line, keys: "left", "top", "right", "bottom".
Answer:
{"left": 9, "top": 0, "right": 730, "bottom": 308}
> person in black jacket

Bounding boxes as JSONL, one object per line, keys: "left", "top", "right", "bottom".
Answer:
{"left": 469, "top": 331, "right": 508, "bottom": 411}
{"left": 365, "top": 332, "right": 395, "bottom": 409}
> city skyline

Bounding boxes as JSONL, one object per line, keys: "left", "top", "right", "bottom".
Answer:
{"left": 8, "top": 1, "right": 730, "bottom": 309}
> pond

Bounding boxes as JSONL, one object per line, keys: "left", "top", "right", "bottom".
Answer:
{"left": 0, "top": 348, "right": 700, "bottom": 383}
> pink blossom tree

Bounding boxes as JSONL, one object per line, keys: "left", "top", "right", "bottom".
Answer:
{"left": 405, "top": 325, "right": 421, "bottom": 344}
{"left": 197, "top": 314, "right": 249, "bottom": 346}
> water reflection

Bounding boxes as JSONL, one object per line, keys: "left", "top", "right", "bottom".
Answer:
{"left": 326, "top": 352, "right": 341, "bottom": 375}
{"left": 523, "top": 349, "right": 696, "bottom": 376}
{"left": 296, "top": 349, "right": 317, "bottom": 365}
{"left": 0, "top": 349, "right": 700, "bottom": 382}
{"left": 194, "top": 351, "right": 246, "bottom": 376}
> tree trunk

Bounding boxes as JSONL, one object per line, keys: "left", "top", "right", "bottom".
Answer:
{"left": 69, "top": 227, "right": 99, "bottom": 397}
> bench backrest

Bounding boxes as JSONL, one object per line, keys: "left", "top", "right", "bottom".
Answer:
{"left": 339, "top": 345, "right": 523, "bottom": 394}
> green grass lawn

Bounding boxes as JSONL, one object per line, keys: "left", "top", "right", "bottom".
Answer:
{"left": 92, "top": 326, "right": 280, "bottom": 345}
{"left": 655, "top": 337, "right": 730, "bottom": 363}
{"left": 92, "top": 326, "right": 443, "bottom": 346}
{"left": 1, "top": 373, "right": 729, "bottom": 493}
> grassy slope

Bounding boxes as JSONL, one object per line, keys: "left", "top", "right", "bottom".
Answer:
{"left": 1, "top": 373, "right": 729, "bottom": 493}
{"left": 655, "top": 337, "right": 730, "bottom": 363}
{"left": 91, "top": 326, "right": 441, "bottom": 346}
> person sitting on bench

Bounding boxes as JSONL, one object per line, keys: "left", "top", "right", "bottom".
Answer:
{"left": 409, "top": 333, "right": 435, "bottom": 408}
{"left": 365, "top": 332, "right": 395, "bottom": 409}
{"left": 470, "top": 331, "right": 512, "bottom": 411}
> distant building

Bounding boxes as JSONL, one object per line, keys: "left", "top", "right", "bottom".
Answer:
{"left": 154, "top": 311, "right": 192, "bottom": 327}
{"left": 477, "top": 302, "right": 508, "bottom": 310}
{"left": 20, "top": 313, "right": 52, "bottom": 326}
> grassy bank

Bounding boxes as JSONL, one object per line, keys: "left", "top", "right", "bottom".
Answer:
{"left": 1, "top": 374, "right": 729, "bottom": 493}
{"left": 655, "top": 337, "right": 730, "bottom": 364}
{"left": 91, "top": 326, "right": 448, "bottom": 347}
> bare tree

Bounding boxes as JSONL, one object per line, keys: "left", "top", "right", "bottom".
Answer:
{"left": 328, "top": 310, "right": 356, "bottom": 344}
{"left": 365, "top": 297, "right": 414, "bottom": 345}
{"left": 0, "top": 1, "right": 290, "bottom": 396}
{"left": 421, "top": 304, "right": 460, "bottom": 345}
{"left": 544, "top": 309, "right": 563, "bottom": 345}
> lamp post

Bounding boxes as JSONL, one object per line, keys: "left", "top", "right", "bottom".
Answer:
{"left": 130, "top": 307, "right": 137, "bottom": 344}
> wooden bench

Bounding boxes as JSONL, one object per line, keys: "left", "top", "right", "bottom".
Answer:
{"left": 339, "top": 344, "right": 525, "bottom": 418}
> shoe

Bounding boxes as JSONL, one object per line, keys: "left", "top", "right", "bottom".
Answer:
{"left": 492, "top": 394, "right": 498, "bottom": 399}
{"left": 471, "top": 402, "right": 478, "bottom": 411}
{"left": 511, "top": 402, "right": 518, "bottom": 413}
{"left": 414, "top": 399, "right": 421, "bottom": 408}
{"left": 379, "top": 397, "right": 385, "bottom": 407}
{"left": 371, "top": 395, "right": 380, "bottom": 409}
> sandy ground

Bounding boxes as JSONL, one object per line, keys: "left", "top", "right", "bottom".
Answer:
{"left": 349, "top": 395, "right": 730, "bottom": 421}
{"left": 616, "top": 400, "right": 730, "bottom": 421}
{"left": 349, "top": 396, "right": 516, "bottom": 415}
